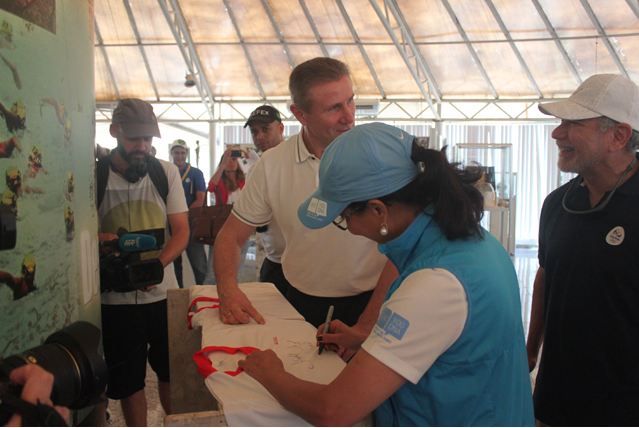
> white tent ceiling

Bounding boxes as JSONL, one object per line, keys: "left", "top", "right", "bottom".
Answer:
{"left": 94, "top": 0, "right": 639, "bottom": 122}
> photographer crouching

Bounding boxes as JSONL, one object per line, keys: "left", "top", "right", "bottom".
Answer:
{"left": 97, "top": 99, "right": 189, "bottom": 426}
{"left": 3, "top": 364, "right": 68, "bottom": 427}
{"left": 0, "top": 322, "right": 107, "bottom": 427}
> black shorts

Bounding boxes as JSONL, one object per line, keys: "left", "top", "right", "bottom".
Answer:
{"left": 285, "top": 286, "right": 373, "bottom": 328}
{"left": 101, "top": 300, "right": 170, "bottom": 399}
{"left": 259, "top": 258, "right": 291, "bottom": 297}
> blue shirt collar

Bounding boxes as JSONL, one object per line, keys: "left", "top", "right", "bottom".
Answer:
{"left": 378, "top": 210, "right": 436, "bottom": 272}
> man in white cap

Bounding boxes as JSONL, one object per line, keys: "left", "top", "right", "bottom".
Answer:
{"left": 169, "top": 139, "right": 207, "bottom": 287}
{"left": 527, "top": 74, "right": 639, "bottom": 425}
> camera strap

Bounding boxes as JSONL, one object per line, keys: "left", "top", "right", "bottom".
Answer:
{"left": 0, "top": 388, "right": 67, "bottom": 426}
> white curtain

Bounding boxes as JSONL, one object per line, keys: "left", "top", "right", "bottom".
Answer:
{"left": 441, "top": 122, "right": 561, "bottom": 246}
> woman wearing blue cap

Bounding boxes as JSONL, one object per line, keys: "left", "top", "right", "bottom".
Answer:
{"left": 238, "top": 122, "right": 534, "bottom": 426}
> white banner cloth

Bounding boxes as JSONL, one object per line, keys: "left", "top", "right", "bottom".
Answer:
{"left": 189, "top": 283, "right": 346, "bottom": 426}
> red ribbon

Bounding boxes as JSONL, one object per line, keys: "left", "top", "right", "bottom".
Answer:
{"left": 187, "top": 296, "right": 220, "bottom": 329}
{"left": 192, "top": 346, "right": 260, "bottom": 377}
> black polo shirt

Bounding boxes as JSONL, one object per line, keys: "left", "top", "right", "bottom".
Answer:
{"left": 535, "top": 159, "right": 639, "bottom": 425}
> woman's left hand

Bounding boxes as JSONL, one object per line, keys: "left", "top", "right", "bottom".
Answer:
{"left": 238, "top": 349, "right": 284, "bottom": 383}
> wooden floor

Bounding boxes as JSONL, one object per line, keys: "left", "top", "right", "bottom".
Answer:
{"left": 106, "top": 246, "right": 538, "bottom": 426}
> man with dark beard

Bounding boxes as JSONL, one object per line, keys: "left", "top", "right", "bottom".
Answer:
{"left": 98, "top": 98, "right": 188, "bottom": 426}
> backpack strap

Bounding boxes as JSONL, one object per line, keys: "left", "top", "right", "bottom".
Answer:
{"left": 96, "top": 155, "right": 111, "bottom": 209}
{"left": 146, "top": 157, "right": 169, "bottom": 205}
{"left": 96, "top": 154, "right": 168, "bottom": 208}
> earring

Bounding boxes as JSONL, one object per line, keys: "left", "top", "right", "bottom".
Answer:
{"left": 380, "top": 224, "right": 388, "bottom": 236}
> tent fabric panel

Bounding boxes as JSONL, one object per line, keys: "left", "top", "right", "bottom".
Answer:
{"left": 340, "top": 0, "right": 393, "bottom": 43}
{"left": 491, "top": 0, "right": 549, "bottom": 39}
{"left": 418, "top": 44, "right": 493, "bottom": 98}
{"left": 268, "top": 0, "right": 320, "bottom": 43}
{"left": 102, "top": 46, "right": 156, "bottom": 99}
{"left": 226, "top": 0, "right": 280, "bottom": 42}
{"left": 245, "top": 45, "right": 294, "bottom": 96}
{"left": 198, "top": 44, "right": 259, "bottom": 97}
{"left": 129, "top": 0, "right": 176, "bottom": 43}
{"left": 182, "top": 0, "right": 239, "bottom": 43}
{"left": 303, "top": 0, "right": 354, "bottom": 43}
{"left": 514, "top": 40, "right": 581, "bottom": 95}
{"left": 94, "top": 0, "right": 136, "bottom": 44}
{"left": 537, "top": 0, "right": 597, "bottom": 38}
{"left": 95, "top": 48, "right": 117, "bottom": 101}
{"left": 143, "top": 45, "right": 201, "bottom": 98}
{"left": 364, "top": 45, "right": 422, "bottom": 97}
{"left": 397, "top": 0, "right": 464, "bottom": 43}
{"left": 472, "top": 42, "right": 538, "bottom": 97}
{"left": 446, "top": 0, "right": 510, "bottom": 42}
{"left": 286, "top": 44, "right": 331, "bottom": 67}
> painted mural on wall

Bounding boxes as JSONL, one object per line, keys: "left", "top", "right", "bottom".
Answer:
{"left": 0, "top": 0, "right": 56, "bottom": 34}
{"left": 0, "top": 1, "right": 99, "bottom": 356}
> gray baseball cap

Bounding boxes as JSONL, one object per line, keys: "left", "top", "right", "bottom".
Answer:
{"left": 112, "top": 98, "right": 161, "bottom": 138}
{"left": 538, "top": 74, "right": 639, "bottom": 132}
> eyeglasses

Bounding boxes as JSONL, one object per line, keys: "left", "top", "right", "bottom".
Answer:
{"left": 332, "top": 215, "right": 348, "bottom": 231}
{"left": 332, "top": 204, "right": 368, "bottom": 231}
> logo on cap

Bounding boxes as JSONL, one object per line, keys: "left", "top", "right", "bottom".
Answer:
{"left": 307, "top": 197, "right": 328, "bottom": 218}
{"left": 244, "top": 105, "right": 282, "bottom": 128}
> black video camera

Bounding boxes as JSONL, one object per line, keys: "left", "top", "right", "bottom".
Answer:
{"left": 99, "top": 228, "right": 165, "bottom": 293}
{"left": 0, "top": 321, "right": 108, "bottom": 426}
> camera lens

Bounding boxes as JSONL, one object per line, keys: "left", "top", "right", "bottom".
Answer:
{"left": 0, "top": 321, "right": 107, "bottom": 409}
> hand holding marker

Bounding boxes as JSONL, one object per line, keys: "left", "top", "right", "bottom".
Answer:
{"left": 318, "top": 305, "right": 334, "bottom": 355}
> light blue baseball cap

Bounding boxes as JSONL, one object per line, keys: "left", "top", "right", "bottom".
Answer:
{"left": 298, "top": 122, "right": 419, "bottom": 229}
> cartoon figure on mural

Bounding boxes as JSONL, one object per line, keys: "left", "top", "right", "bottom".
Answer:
{"left": 1, "top": 188, "right": 17, "bottom": 214}
{"left": 26, "top": 145, "right": 47, "bottom": 178}
{"left": 5, "top": 166, "right": 42, "bottom": 197}
{"left": 0, "top": 135, "right": 21, "bottom": 158}
{"left": 0, "top": 100, "right": 26, "bottom": 133}
{"left": 64, "top": 205, "right": 74, "bottom": 241}
{"left": 65, "top": 171, "right": 74, "bottom": 201}
{"left": 0, "top": 254, "right": 37, "bottom": 300}
{"left": 0, "top": 20, "right": 12, "bottom": 49}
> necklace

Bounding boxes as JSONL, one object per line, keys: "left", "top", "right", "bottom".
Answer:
{"left": 561, "top": 157, "right": 637, "bottom": 215}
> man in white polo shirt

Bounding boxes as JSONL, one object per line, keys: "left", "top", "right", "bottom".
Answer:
{"left": 213, "top": 57, "right": 395, "bottom": 329}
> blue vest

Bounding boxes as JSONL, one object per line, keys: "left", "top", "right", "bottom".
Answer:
{"left": 374, "top": 213, "right": 534, "bottom": 426}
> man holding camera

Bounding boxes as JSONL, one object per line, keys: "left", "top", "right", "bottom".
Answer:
{"left": 98, "top": 99, "right": 188, "bottom": 426}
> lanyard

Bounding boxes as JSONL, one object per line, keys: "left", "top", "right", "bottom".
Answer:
{"left": 180, "top": 165, "right": 191, "bottom": 182}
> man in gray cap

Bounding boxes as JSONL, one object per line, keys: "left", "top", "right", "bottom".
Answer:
{"left": 527, "top": 74, "right": 639, "bottom": 425}
{"left": 98, "top": 98, "right": 189, "bottom": 426}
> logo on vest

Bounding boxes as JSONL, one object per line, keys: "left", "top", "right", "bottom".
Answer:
{"left": 375, "top": 307, "right": 409, "bottom": 341}
{"left": 605, "top": 226, "right": 625, "bottom": 246}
